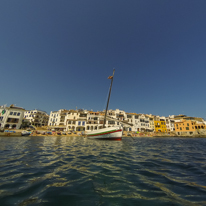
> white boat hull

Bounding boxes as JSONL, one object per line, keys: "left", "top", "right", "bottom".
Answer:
{"left": 21, "top": 131, "right": 31, "bottom": 136}
{"left": 86, "top": 127, "right": 122, "bottom": 140}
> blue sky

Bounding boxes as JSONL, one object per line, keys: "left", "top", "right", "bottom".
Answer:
{"left": 1, "top": 0, "right": 206, "bottom": 118}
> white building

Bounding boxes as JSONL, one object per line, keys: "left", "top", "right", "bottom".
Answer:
{"left": 48, "top": 109, "right": 71, "bottom": 130}
{"left": 47, "top": 108, "right": 156, "bottom": 133}
{"left": 124, "top": 113, "right": 153, "bottom": 132}
{"left": 66, "top": 109, "right": 123, "bottom": 132}
{"left": 0, "top": 104, "right": 25, "bottom": 129}
{"left": 66, "top": 110, "right": 88, "bottom": 131}
{"left": 24, "top": 109, "right": 49, "bottom": 127}
{"left": 166, "top": 117, "right": 175, "bottom": 132}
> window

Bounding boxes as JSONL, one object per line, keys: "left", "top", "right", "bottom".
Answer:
{"left": 78, "top": 121, "right": 81, "bottom": 125}
{"left": 7, "top": 118, "right": 11, "bottom": 122}
{"left": 187, "top": 123, "right": 189, "bottom": 126}
{"left": 17, "top": 113, "right": 20, "bottom": 116}
{"left": 82, "top": 121, "right": 85, "bottom": 126}
{"left": 14, "top": 112, "right": 17, "bottom": 115}
{"left": 186, "top": 127, "right": 189, "bottom": 130}
{"left": 10, "top": 112, "right": 13, "bottom": 115}
{"left": 180, "top": 127, "right": 182, "bottom": 130}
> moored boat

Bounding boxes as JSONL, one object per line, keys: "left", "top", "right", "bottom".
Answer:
{"left": 21, "top": 131, "right": 31, "bottom": 136}
{"left": 86, "top": 69, "right": 123, "bottom": 140}
{"left": 87, "top": 126, "right": 122, "bottom": 140}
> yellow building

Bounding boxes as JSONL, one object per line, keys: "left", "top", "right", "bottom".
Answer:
{"left": 154, "top": 117, "right": 167, "bottom": 132}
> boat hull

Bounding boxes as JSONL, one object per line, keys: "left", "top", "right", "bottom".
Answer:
{"left": 21, "top": 132, "right": 30, "bottom": 136}
{"left": 86, "top": 127, "right": 122, "bottom": 140}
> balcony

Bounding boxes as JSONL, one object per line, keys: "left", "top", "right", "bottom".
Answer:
{"left": 87, "top": 121, "right": 98, "bottom": 124}
{"left": 60, "top": 113, "right": 67, "bottom": 116}
{"left": 77, "top": 117, "right": 87, "bottom": 120}
{"left": 7, "top": 118, "right": 19, "bottom": 123}
{"left": 79, "top": 114, "right": 87, "bottom": 118}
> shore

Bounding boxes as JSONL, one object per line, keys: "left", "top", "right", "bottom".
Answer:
{"left": 1, "top": 129, "right": 206, "bottom": 138}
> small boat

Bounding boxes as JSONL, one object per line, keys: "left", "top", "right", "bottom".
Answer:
{"left": 21, "top": 131, "right": 31, "bottom": 136}
{"left": 86, "top": 69, "right": 122, "bottom": 140}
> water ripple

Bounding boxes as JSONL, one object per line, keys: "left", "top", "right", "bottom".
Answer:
{"left": 0, "top": 136, "right": 206, "bottom": 205}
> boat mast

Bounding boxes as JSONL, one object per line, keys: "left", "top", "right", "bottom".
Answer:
{"left": 103, "top": 69, "right": 115, "bottom": 128}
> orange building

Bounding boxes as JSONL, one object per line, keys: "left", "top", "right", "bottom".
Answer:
{"left": 175, "top": 120, "right": 206, "bottom": 135}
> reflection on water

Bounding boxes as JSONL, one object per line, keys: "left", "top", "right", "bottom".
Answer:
{"left": 0, "top": 136, "right": 206, "bottom": 205}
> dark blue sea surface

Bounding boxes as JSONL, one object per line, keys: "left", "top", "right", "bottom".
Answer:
{"left": 0, "top": 136, "right": 206, "bottom": 206}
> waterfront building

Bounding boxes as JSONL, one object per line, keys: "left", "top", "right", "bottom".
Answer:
{"left": 59, "top": 108, "right": 156, "bottom": 132}
{"left": 85, "top": 109, "right": 121, "bottom": 132}
{"left": 48, "top": 109, "right": 70, "bottom": 131}
{"left": 66, "top": 109, "right": 87, "bottom": 131}
{"left": 121, "top": 112, "right": 153, "bottom": 132}
{"left": 138, "top": 114, "right": 151, "bottom": 132}
{"left": 174, "top": 118, "right": 206, "bottom": 136}
{"left": 154, "top": 116, "right": 167, "bottom": 132}
{"left": 0, "top": 104, "right": 25, "bottom": 129}
{"left": 24, "top": 109, "right": 49, "bottom": 127}
{"left": 125, "top": 113, "right": 138, "bottom": 131}
{"left": 147, "top": 114, "right": 155, "bottom": 131}
{"left": 166, "top": 116, "right": 175, "bottom": 132}
{"left": 66, "top": 108, "right": 130, "bottom": 132}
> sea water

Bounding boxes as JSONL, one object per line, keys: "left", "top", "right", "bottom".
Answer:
{"left": 0, "top": 136, "right": 206, "bottom": 206}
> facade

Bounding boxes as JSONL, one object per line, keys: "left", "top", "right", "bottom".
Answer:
{"left": 0, "top": 104, "right": 25, "bottom": 129}
{"left": 65, "top": 109, "right": 156, "bottom": 133}
{"left": 124, "top": 113, "right": 154, "bottom": 132}
{"left": 174, "top": 119, "right": 206, "bottom": 136}
{"left": 66, "top": 110, "right": 87, "bottom": 131}
{"left": 48, "top": 109, "right": 70, "bottom": 130}
{"left": 148, "top": 115, "right": 155, "bottom": 131}
{"left": 24, "top": 109, "right": 49, "bottom": 127}
{"left": 66, "top": 109, "right": 132, "bottom": 132}
{"left": 166, "top": 117, "right": 175, "bottom": 132}
{"left": 136, "top": 114, "right": 151, "bottom": 132}
{"left": 154, "top": 116, "right": 167, "bottom": 132}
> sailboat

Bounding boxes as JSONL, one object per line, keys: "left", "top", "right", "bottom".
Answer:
{"left": 86, "top": 69, "right": 123, "bottom": 140}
